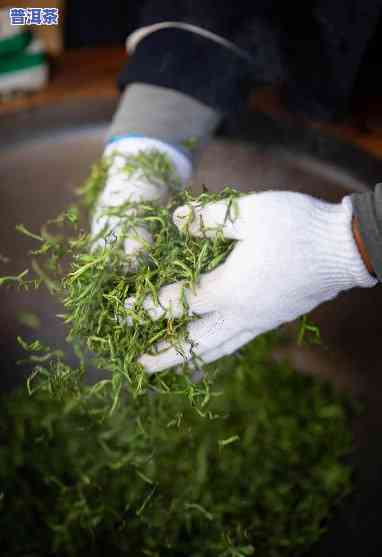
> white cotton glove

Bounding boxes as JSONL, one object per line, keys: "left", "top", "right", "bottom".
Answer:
{"left": 137, "top": 190, "right": 377, "bottom": 373}
{"left": 91, "top": 137, "right": 192, "bottom": 260}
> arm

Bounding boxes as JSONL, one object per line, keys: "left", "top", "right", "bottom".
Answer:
{"left": 91, "top": 81, "right": 221, "bottom": 258}
{"left": 92, "top": 15, "right": 257, "bottom": 254}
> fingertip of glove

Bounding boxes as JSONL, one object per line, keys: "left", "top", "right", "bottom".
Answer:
{"left": 173, "top": 204, "right": 193, "bottom": 230}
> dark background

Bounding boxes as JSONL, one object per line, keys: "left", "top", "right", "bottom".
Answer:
{"left": 64, "top": 0, "right": 382, "bottom": 104}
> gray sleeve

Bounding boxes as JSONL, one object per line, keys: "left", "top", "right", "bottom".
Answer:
{"left": 107, "top": 83, "right": 222, "bottom": 164}
{"left": 351, "top": 183, "right": 382, "bottom": 281}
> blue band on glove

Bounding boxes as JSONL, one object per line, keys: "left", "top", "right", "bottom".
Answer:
{"left": 107, "top": 134, "right": 192, "bottom": 163}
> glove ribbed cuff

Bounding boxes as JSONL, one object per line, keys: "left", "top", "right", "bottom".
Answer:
{"left": 311, "top": 195, "right": 377, "bottom": 292}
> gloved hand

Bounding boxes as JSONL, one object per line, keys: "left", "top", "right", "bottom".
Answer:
{"left": 137, "top": 190, "right": 377, "bottom": 373}
{"left": 91, "top": 137, "right": 191, "bottom": 263}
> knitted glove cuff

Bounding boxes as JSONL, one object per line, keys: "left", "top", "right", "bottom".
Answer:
{"left": 311, "top": 195, "right": 377, "bottom": 291}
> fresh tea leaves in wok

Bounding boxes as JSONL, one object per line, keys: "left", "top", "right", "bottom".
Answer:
{"left": 0, "top": 334, "right": 352, "bottom": 557}
{"left": 0, "top": 150, "right": 353, "bottom": 556}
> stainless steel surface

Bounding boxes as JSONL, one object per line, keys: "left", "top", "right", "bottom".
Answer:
{"left": 1, "top": 98, "right": 382, "bottom": 555}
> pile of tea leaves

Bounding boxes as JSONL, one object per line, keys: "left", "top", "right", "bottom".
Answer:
{"left": 12, "top": 151, "right": 248, "bottom": 414}
{"left": 0, "top": 333, "right": 353, "bottom": 557}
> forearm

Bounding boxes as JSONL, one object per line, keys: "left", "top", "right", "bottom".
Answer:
{"left": 106, "top": 7, "right": 258, "bottom": 188}
{"left": 107, "top": 84, "right": 221, "bottom": 164}
{"left": 118, "top": 17, "right": 255, "bottom": 115}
